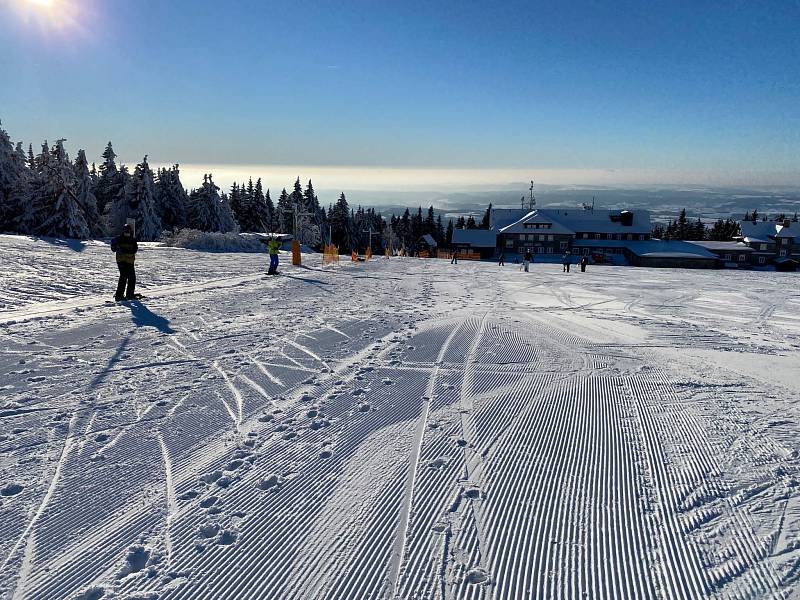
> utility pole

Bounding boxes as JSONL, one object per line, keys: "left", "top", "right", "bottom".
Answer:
{"left": 362, "top": 226, "right": 377, "bottom": 252}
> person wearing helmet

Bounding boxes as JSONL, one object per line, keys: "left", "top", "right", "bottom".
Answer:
{"left": 111, "top": 223, "right": 138, "bottom": 301}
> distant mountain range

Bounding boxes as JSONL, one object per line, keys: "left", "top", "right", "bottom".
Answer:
{"left": 326, "top": 184, "right": 800, "bottom": 224}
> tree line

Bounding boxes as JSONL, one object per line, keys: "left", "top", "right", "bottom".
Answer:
{"left": 651, "top": 208, "right": 799, "bottom": 241}
{"left": 0, "top": 121, "right": 485, "bottom": 254}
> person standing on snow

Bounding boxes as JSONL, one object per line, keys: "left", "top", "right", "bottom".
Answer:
{"left": 266, "top": 236, "right": 282, "bottom": 274}
{"left": 451, "top": 249, "right": 459, "bottom": 264}
{"left": 111, "top": 223, "right": 138, "bottom": 301}
{"left": 580, "top": 255, "right": 588, "bottom": 272}
{"left": 562, "top": 251, "right": 571, "bottom": 273}
{"left": 523, "top": 251, "right": 532, "bottom": 272}
{"left": 498, "top": 252, "right": 505, "bottom": 266}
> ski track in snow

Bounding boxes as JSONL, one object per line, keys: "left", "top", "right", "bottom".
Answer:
{"left": 0, "top": 235, "right": 799, "bottom": 599}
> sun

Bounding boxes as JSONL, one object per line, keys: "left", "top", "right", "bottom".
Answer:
{"left": 27, "top": 0, "right": 56, "bottom": 8}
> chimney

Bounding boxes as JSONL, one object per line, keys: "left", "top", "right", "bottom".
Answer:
{"left": 784, "top": 219, "right": 791, "bottom": 228}
{"left": 620, "top": 211, "right": 634, "bottom": 226}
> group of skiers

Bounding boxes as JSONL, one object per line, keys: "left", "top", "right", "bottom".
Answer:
{"left": 109, "top": 225, "right": 283, "bottom": 302}
{"left": 494, "top": 250, "right": 590, "bottom": 273}
{"left": 110, "top": 227, "right": 591, "bottom": 301}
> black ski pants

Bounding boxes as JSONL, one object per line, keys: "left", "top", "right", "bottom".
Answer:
{"left": 116, "top": 261, "right": 136, "bottom": 299}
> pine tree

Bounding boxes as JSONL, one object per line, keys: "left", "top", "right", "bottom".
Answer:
{"left": 95, "top": 142, "right": 123, "bottom": 216}
{"left": 456, "top": 216, "right": 466, "bottom": 229}
{"left": 424, "top": 206, "right": 435, "bottom": 236}
{"left": 188, "top": 174, "right": 238, "bottom": 233}
{"left": 0, "top": 123, "right": 29, "bottom": 231}
{"left": 107, "top": 165, "right": 132, "bottom": 234}
{"left": 38, "top": 140, "right": 91, "bottom": 239}
{"left": 73, "top": 149, "right": 102, "bottom": 236}
{"left": 435, "top": 214, "right": 444, "bottom": 245}
{"left": 155, "top": 165, "right": 188, "bottom": 231}
{"left": 466, "top": 215, "right": 477, "bottom": 229}
{"left": 480, "top": 203, "right": 492, "bottom": 229}
{"left": 446, "top": 219, "right": 454, "bottom": 246}
{"left": 265, "top": 189, "right": 276, "bottom": 232}
{"left": 277, "top": 188, "right": 292, "bottom": 233}
{"left": 252, "top": 178, "right": 270, "bottom": 232}
{"left": 126, "top": 156, "right": 162, "bottom": 241}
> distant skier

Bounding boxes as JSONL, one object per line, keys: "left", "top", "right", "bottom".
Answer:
{"left": 451, "top": 250, "right": 458, "bottom": 264}
{"left": 498, "top": 252, "right": 505, "bottom": 266}
{"left": 580, "top": 255, "right": 588, "bottom": 272}
{"left": 111, "top": 223, "right": 138, "bottom": 301}
{"left": 266, "top": 236, "right": 282, "bottom": 274}
{"left": 562, "top": 251, "right": 571, "bottom": 273}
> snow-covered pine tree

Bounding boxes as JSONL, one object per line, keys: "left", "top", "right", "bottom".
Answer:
{"left": 106, "top": 165, "right": 132, "bottom": 234}
{"left": 265, "top": 189, "right": 276, "bottom": 232}
{"left": 0, "top": 123, "right": 29, "bottom": 231}
{"left": 217, "top": 188, "right": 239, "bottom": 234}
{"left": 127, "top": 156, "right": 162, "bottom": 241}
{"left": 277, "top": 187, "right": 292, "bottom": 233}
{"left": 155, "top": 164, "right": 188, "bottom": 231}
{"left": 95, "top": 142, "right": 124, "bottom": 216}
{"left": 73, "top": 149, "right": 102, "bottom": 236}
{"left": 245, "top": 178, "right": 271, "bottom": 232}
{"left": 38, "top": 140, "right": 91, "bottom": 239}
{"left": 188, "top": 174, "right": 238, "bottom": 233}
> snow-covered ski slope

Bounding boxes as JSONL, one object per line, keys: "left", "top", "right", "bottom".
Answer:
{"left": 1, "top": 234, "right": 800, "bottom": 600}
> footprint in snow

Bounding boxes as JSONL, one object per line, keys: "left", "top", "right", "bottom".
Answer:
{"left": 178, "top": 490, "right": 199, "bottom": 501}
{"left": 427, "top": 457, "right": 451, "bottom": 470}
{"left": 358, "top": 403, "right": 372, "bottom": 413}
{"left": 257, "top": 474, "right": 283, "bottom": 492}
{"left": 1, "top": 483, "right": 24, "bottom": 496}
{"left": 319, "top": 450, "right": 333, "bottom": 459}
{"left": 465, "top": 568, "right": 491, "bottom": 585}
{"left": 199, "top": 496, "right": 219, "bottom": 509}
{"left": 95, "top": 433, "right": 110, "bottom": 443}
{"left": 117, "top": 545, "right": 150, "bottom": 578}
{"left": 463, "top": 486, "right": 483, "bottom": 500}
{"left": 198, "top": 522, "right": 219, "bottom": 539}
{"left": 200, "top": 470, "right": 223, "bottom": 485}
{"left": 217, "top": 529, "right": 238, "bottom": 546}
{"left": 74, "top": 586, "right": 106, "bottom": 600}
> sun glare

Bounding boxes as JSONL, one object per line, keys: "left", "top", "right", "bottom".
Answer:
{"left": 14, "top": 0, "right": 83, "bottom": 32}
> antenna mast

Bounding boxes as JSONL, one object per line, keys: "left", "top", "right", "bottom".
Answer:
{"left": 528, "top": 180, "right": 536, "bottom": 211}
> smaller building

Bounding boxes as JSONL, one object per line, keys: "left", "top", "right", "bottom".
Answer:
{"left": 738, "top": 219, "right": 800, "bottom": 267}
{"left": 688, "top": 241, "right": 754, "bottom": 268}
{"left": 624, "top": 240, "right": 719, "bottom": 269}
{"left": 451, "top": 229, "right": 497, "bottom": 259}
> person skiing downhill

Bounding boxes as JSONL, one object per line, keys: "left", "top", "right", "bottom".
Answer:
{"left": 266, "top": 236, "right": 282, "bottom": 274}
{"left": 111, "top": 223, "right": 138, "bottom": 301}
{"left": 562, "top": 251, "right": 571, "bottom": 273}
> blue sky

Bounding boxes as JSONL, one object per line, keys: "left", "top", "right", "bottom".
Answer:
{"left": 1, "top": 0, "right": 798, "bottom": 188}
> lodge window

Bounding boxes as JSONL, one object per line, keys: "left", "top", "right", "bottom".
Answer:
{"left": 739, "top": 254, "right": 746, "bottom": 262}
{"left": 780, "top": 249, "right": 787, "bottom": 256}
{"left": 759, "top": 257, "right": 765, "bottom": 264}
{"left": 505, "top": 239, "right": 513, "bottom": 247}
{"left": 760, "top": 244, "right": 767, "bottom": 250}
{"left": 724, "top": 254, "right": 732, "bottom": 261}
{"left": 547, "top": 235, "right": 554, "bottom": 241}
{"left": 560, "top": 241, "right": 568, "bottom": 249}
{"left": 627, "top": 234, "right": 633, "bottom": 240}
{"left": 595, "top": 233, "right": 601, "bottom": 239}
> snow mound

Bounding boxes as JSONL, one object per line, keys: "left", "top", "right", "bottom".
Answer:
{"left": 160, "top": 229, "right": 265, "bottom": 253}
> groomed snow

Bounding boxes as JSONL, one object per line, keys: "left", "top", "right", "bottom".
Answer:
{"left": 1, "top": 235, "right": 799, "bottom": 599}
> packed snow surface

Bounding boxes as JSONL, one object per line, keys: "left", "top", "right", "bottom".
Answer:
{"left": 1, "top": 234, "right": 800, "bottom": 599}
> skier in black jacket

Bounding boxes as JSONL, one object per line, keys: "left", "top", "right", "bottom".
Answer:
{"left": 111, "top": 223, "right": 139, "bottom": 301}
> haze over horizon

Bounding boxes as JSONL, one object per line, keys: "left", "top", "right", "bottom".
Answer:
{"left": 1, "top": 0, "right": 798, "bottom": 193}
